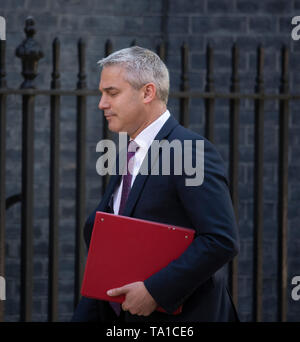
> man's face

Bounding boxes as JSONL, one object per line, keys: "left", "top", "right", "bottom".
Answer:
{"left": 98, "top": 65, "right": 146, "bottom": 137}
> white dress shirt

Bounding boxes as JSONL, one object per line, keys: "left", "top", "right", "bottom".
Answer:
{"left": 113, "top": 110, "right": 171, "bottom": 215}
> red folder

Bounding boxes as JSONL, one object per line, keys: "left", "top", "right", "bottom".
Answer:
{"left": 81, "top": 211, "right": 195, "bottom": 315}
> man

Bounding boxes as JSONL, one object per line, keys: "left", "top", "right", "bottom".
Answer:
{"left": 72, "top": 46, "right": 239, "bottom": 322}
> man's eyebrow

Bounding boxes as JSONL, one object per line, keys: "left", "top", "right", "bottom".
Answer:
{"left": 100, "top": 86, "right": 119, "bottom": 92}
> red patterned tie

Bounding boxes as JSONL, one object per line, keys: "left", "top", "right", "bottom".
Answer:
{"left": 109, "top": 140, "right": 139, "bottom": 316}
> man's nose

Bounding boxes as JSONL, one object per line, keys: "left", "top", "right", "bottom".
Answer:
{"left": 98, "top": 95, "right": 109, "bottom": 110}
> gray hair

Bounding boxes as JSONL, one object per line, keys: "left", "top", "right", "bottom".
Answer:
{"left": 97, "top": 46, "right": 169, "bottom": 104}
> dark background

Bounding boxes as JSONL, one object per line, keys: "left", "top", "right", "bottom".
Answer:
{"left": 1, "top": 0, "right": 300, "bottom": 321}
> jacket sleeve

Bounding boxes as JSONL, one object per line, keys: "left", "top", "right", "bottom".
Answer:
{"left": 143, "top": 138, "right": 239, "bottom": 314}
{"left": 71, "top": 296, "right": 100, "bottom": 322}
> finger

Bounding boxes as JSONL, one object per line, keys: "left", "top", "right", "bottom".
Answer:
{"left": 121, "top": 302, "right": 128, "bottom": 311}
{"left": 107, "top": 286, "right": 127, "bottom": 297}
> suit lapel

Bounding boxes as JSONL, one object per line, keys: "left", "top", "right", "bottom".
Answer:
{"left": 98, "top": 173, "right": 121, "bottom": 211}
{"left": 122, "top": 115, "right": 179, "bottom": 217}
{"left": 99, "top": 140, "right": 128, "bottom": 212}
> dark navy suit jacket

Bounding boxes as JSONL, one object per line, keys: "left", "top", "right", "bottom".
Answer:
{"left": 72, "top": 115, "right": 240, "bottom": 322}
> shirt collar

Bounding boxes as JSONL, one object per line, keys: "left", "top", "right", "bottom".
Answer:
{"left": 133, "top": 110, "right": 170, "bottom": 152}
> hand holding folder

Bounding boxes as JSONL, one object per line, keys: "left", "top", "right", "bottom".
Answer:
{"left": 106, "top": 280, "right": 158, "bottom": 315}
{"left": 81, "top": 212, "right": 195, "bottom": 315}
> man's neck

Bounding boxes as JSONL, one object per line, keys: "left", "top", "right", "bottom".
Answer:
{"left": 130, "top": 104, "right": 167, "bottom": 140}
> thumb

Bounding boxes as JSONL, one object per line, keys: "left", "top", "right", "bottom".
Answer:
{"left": 107, "top": 285, "right": 129, "bottom": 297}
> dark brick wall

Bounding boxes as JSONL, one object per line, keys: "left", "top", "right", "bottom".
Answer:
{"left": 1, "top": 0, "right": 299, "bottom": 321}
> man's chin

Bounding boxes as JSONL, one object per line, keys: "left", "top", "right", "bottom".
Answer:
{"left": 107, "top": 123, "right": 121, "bottom": 134}
{"left": 107, "top": 121, "right": 129, "bottom": 135}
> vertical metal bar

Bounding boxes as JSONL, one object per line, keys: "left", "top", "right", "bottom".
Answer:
{"left": 20, "top": 93, "right": 35, "bottom": 322}
{"left": 0, "top": 39, "right": 7, "bottom": 322}
{"left": 180, "top": 42, "right": 189, "bottom": 127}
{"left": 253, "top": 45, "right": 264, "bottom": 322}
{"left": 102, "top": 40, "right": 113, "bottom": 195}
{"left": 160, "top": 0, "right": 168, "bottom": 63}
{"left": 205, "top": 44, "right": 215, "bottom": 142}
{"left": 74, "top": 38, "right": 87, "bottom": 308}
{"left": 105, "top": 39, "right": 113, "bottom": 59}
{"left": 48, "top": 37, "right": 60, "bottom": 322}
{"left": 277, "top": 45, "right": 289, "bottom": 322}
{"left": 161, "top": 0, "right": 169, "bottom": 44}
{"left": 16, "top": 17, "right": 43, "bottom": 322}
{"left": 228, "top": 43, "right": 240, "bottom": 307}
{"left": 158, "top": 41, "right": 166, "bottom": 63}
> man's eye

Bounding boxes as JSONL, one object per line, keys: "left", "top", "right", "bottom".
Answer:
{"left": 109, "top": 92, "right": 118, "bottom": 96}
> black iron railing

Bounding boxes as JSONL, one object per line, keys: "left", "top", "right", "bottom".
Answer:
{"left": 0, "top": 16, "right": 295, "bottom": 322}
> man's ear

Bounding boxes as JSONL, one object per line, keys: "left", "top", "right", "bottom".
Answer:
{"left": 143, "top": 83, "right": 156, "bottom": 104}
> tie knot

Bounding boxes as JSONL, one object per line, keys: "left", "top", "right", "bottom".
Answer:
{"left": 128, "top": 140, "right": 139, "bottom": 154}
